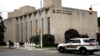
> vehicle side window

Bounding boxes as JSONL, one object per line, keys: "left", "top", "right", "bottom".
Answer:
{"left": 73, "top": 40, "right": 81, "bottom": 43}
{"left": 66, "top": 40, "right": 80, "bottom": 43}
{"left": 66, "top": 40, "right": 73, "bottom": 43}
{"left": 84, "top": 39, "right": 97, "bottom": 43}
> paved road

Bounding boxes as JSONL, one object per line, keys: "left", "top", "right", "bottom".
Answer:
{"left": 0, "top": 48, "right": 98, "bottom": 56}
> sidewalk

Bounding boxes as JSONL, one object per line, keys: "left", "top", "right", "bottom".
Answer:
{"left": 18, "top": 47, "right": 57, "bottom": 51}
{"left": 0, "top": 46, "right": 9, "bottom": 49}
{"left": 36, "top": 48, "right": 57, "bottom": 50}
{"left": 0, "top": 46, "right": 57, "bottom": 50}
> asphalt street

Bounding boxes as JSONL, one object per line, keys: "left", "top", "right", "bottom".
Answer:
{"left": 0, "top": 48, "right": 98, "bottom": 56}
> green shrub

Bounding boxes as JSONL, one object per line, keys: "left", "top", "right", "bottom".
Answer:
{"left": 43, "top": 34, "right": 55, "bottom": 46}
{"left": 0, "top": 42, "right": 6, "bottom": 46}
{"left": 80, "top": 34, "right": 89, "bottom": 38}
{"left": 30, "top": 35, "right": 40, "bottom": 44}
{"left": 30, "top": 34, "right": 55, "bottom": 46}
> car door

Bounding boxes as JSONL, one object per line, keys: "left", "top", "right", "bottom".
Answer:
{"left": 65, "top": 40, "right": 81, "bottom": 50}
{"left": 64, "top": 40, "right": 73, "bottom": 50}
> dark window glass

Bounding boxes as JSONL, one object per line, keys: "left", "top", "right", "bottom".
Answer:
{"left": 98, "top": 17, "right": 100, "bottom": 27}
{"left": 21, "top": 23, "right": 23, "bottom": 42}
{"left": 35, "top": 20, "right": 38, "bottom": 34}
{"left": 73, "top": 40, "right": 81, "bottom": 43}
{"left": 84, "top": 39, "right": 97, "bottom": 43}
{"left": 26, "top": 22, "right": 27, "bottom": 42}
{"left": 47, "top": 17, "right": 50, "bottom": 34}
{"left": 67, "top": 40, "right": 80, "bottom": 43}
{"left": 42, "top": 18, "right": 44, "bottom": 34}
{"left": 30, "top": 21, "right": 32, "bottom": 36}
{"left": 17, "top": 24, "right": 19, "bottom": 42}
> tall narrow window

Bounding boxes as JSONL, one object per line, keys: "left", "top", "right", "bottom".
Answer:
{"left": 17, "top": 24, "right": 19, "bottom": 42}
{"left": 35, "top": 20, "right": 38, "bottom": 34}
{"left": 42, "top": 18, "right": 44, "bottom": 34}
{"left": 16, "top": 17, "right": 18, "bottom": 22}
{"left": 26, "top": 22, "right": 27, "bottom": 42}
{"left": 16, "top": 17, "right": 19, "bottom": 42}
{"left": 47, "top": 17, "right": 50, "bottom": 34}
{"left": 21, "top": 23, "right": 23, "bottom": 42}
{"left": 30, "top": 21, "right": 32, "bottom": 36}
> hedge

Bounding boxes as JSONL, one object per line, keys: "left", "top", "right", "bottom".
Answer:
{"left": 30, "top": 34, "right": 55, "bottom": 46}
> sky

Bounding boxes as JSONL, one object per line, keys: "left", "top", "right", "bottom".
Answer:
{"left": 0, "top": 0, "right": 100, "bottom": 19}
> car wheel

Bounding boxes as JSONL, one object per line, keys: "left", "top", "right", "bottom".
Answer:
{"left": 58, "top": 47, "right": 65, "bottom": 53}
{"left": 80, "top": 48, "right": 87, "bottom": 55}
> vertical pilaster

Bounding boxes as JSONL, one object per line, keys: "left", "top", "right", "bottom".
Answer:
{"left": 42, "top": 9, "right": 47, "bottom": 34}
{"left": 20, "top": 17, "right": 22, "bottom": 42}
{"left": 18, "top": 17, "right": 22, "bottom": 42}
{"left": 26, "top": 14, "right": 30, "bottom": 42}
{"left": 36, "top": 11, "right": 41, "bottom": 35}
{"left": 31, "top": 13, "right": 36, "bottom": 36}
{"left": 12, "top": 17, "right": 17, "bottom": 42}
{"left": 23, "top": 15, "right": 27, "bottom": 42}
{"left": 21, "top": 16, "right": 24, "bottom": 42}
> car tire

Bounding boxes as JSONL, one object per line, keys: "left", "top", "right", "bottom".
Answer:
{"left": 80, "top": 48, "right": 87, "bottom": 55}
{"left": 58, "top": 47, "right": 65, "bottom": 53}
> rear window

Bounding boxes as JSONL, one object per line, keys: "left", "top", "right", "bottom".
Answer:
{"left": 84, "top": 39, "right": 97, "bottom": 43}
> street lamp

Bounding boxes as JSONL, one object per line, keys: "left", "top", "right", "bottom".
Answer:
{"left": 40, "top": 0, "right": 43, "bottom": 48}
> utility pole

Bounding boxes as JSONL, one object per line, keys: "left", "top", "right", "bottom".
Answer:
{"left": 40, "top": 0, "right": 43, "bottom": 48}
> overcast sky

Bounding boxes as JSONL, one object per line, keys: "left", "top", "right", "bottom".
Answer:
{"left": 0, "top": 0, "right": 100, "bottom": 19}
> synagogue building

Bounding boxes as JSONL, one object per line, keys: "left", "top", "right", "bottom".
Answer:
{"left": 4, "top": 0, "right": 98, "bottom": 43}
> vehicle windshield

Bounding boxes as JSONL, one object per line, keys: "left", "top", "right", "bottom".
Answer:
{"left": 83, "top": 39, "right": 97, "bottom": 43}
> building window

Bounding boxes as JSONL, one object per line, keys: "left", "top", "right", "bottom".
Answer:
{"left": 42, "top": 18, "right": 44, "bottom": 34}
{"left": 17, "top": 24, "right": 19, "bottom": 42}
{"left": 16, "top": 17, "right": 18, "bottom": 22}
{"left": 30, "top": 21, "right": 32, "bottom": 36}
{"left": 20, "top": 16, "right": 22, "bottom": 22}
{"left": 21, "top": 23, "right": 23, "bottom": 42}
{"left": 24, "top": 15, "right": 27, "bottom": 21}
{"left": 35, "top": 20, "right": 38, "bottom": 34}
{"left": 98, "top": 17, "right": 100, "bottom": 27}
{"left": 26, "top": 22, "right": 27, "bottom": 42}
{"left": 47, "top": 17, "right": 50, "bottom": 34}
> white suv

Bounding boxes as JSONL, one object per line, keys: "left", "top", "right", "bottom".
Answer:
{"left": 57, "top": 38, "right": 100, "bottom": 55}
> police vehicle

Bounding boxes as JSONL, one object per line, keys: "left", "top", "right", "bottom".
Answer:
{"left": 57, "top": 38, "right": 100, "bottom": 55}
